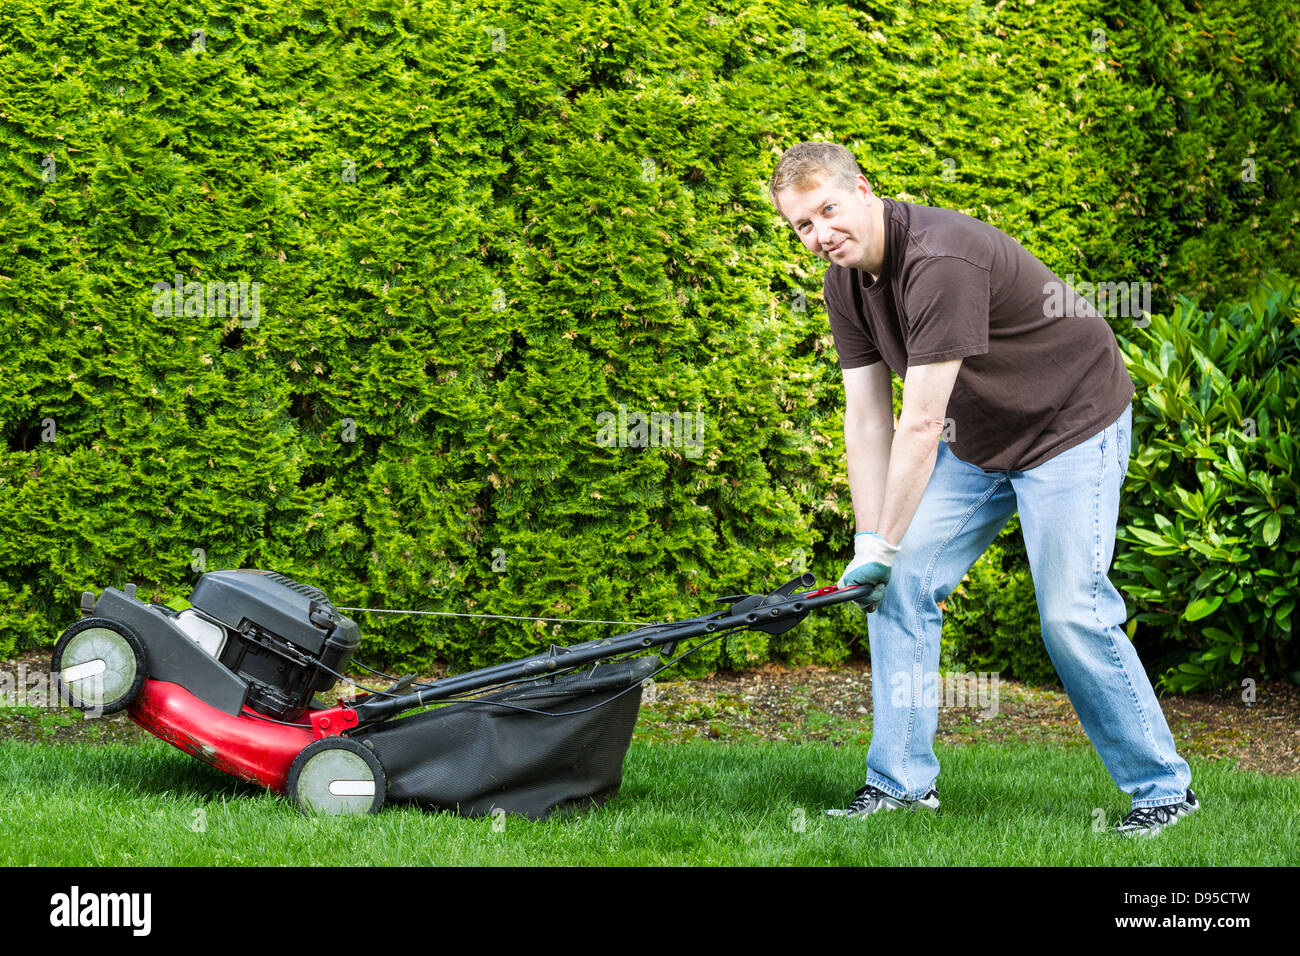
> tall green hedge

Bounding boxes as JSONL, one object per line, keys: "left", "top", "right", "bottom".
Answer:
{"left": 1, "top": 0, "right": 1296, "bottom": 682}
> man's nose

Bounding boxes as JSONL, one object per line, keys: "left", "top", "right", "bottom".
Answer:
{"left": 813, "top": 221, "right": 835, "bottom": 248}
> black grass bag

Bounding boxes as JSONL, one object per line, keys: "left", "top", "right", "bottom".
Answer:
{"left": 354, "top": 657, "right": 658, "bottom": 820}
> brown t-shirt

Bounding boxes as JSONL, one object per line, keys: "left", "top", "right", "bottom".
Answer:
{"left": 823, "top": 197, "right": 1135, "bottom": 472}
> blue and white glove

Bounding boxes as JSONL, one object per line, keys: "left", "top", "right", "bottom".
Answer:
{"left": 837, "top": 531, "right": 902, "bottom": 611}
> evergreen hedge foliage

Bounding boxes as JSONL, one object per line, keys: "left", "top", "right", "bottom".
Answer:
{"left": 1, "top": 0, "right": 1295, "bottom": 685}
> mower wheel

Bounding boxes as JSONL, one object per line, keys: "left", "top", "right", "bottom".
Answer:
{"left": 51, "top": 617, "right": 148, "bottom": 716}
{"left": 287, "top": 736, "right": 387, "bottom": 816}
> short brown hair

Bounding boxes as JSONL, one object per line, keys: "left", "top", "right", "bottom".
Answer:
{"left": 768, "top": 142, "right": 863, "bottom": 215}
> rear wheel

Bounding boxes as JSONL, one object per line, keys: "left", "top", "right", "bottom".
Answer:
{"left": 287, "top": 736, "right": 387, "bottom": 816}
{"left": 51, "top": 618, "right": 148, "bottom": 716}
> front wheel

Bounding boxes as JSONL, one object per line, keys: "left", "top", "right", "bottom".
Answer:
{"left": 51, "top": 618, "right": 148, "bottom": 716}
{"left": 286, "top": 736, "right": 387, "bottom": 816}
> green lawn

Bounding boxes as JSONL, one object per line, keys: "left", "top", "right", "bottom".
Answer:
{"left": 1, "top": 738, "right": 1295, "bottom": 866}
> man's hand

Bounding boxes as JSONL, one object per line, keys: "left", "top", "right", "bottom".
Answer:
{"left": 837, "top": 531, "right": 902, "bottom": 611}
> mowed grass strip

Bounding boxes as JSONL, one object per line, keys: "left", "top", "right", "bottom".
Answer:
{"left": 1, "top": 738, "right": 1294, "bottom": 866}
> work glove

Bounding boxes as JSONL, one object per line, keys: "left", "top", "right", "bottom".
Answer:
{"left": 837, "top": 531, "right": 902, "bottom": 611}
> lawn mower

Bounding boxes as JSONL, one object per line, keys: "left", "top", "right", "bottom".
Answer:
{"left": 50, "top": 568, "right": 869, "bottom": 818}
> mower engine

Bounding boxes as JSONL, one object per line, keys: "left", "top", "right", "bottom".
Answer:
{"left": 179, "top": 570, "right": 360, "bottom": 720}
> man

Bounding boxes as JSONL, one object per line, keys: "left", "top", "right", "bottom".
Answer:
{"left": 768, "top": 142, "right": 1197, "bottom": 837}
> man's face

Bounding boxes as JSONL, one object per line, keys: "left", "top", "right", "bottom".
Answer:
{"left": 776, "top": 173, "right": 879, "bottom": 273}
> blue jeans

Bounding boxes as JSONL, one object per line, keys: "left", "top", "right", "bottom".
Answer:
{"left": 863, "top": 405, "right": 1192, "bottom": 809}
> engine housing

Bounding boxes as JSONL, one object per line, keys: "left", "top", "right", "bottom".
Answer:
{"left": 186, "top": 570, "right": 360, "bottom": 720}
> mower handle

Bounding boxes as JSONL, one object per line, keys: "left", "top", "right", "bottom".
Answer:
{"left": 348, "top": 574, "right": 871, "bottom": 726}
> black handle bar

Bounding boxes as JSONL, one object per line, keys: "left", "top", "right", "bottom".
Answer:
{"left": 349, "top": 574, "right": 869, "bottom": 725}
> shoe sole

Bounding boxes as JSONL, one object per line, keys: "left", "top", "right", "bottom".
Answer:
{"left": 826, "top": 797, "right": 941, "bottom": 818}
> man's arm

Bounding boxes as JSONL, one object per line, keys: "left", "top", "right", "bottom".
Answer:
{"left": 872, "top": 358, "right": 964, "bottom": 545}
{"left": 843, "top": 361, "right": 895, "bottom": 533}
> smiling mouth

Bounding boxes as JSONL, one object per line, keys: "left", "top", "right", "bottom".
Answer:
{"left": 825, "top": 239, "right": 848, "bottom": 255}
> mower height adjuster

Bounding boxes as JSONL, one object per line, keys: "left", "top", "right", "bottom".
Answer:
{"left": 309, "top": 704, "right": 360, "bottom": 739}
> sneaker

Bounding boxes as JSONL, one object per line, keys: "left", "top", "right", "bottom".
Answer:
{"left": 1113, "top": 789, "right": 1200, "bottom": 837}
{"left": 825, "top": 784, "right": 940, "bottom": 818}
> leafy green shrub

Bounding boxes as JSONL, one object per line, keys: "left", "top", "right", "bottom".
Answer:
{"left": 1115, "top": 273, "right": 1299, "bottom": 692}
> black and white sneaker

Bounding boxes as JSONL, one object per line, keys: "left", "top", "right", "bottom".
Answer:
{"left": 1113, "top": 789, "right": 1201, "bottom": 837}
{"left": 825, "top": 784, "right": 940, "bottom": 818}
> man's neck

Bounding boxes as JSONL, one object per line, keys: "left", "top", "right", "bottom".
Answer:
{"left": 866, "top": 198, "right": 886, "bottom": 282}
